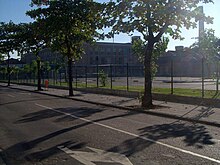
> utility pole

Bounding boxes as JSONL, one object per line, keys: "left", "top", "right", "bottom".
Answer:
{"left": 198, "top": 6, "right": 205, "bottom": 98}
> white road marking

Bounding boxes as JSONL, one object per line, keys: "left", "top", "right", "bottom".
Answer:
{"left": 35, "top": 103, "right": 220, "bottom": 164}
{"left": 213, "top": 139, "right": 220, "bottom": 144}
{"left": 19, "top": 92, "right": 31, "bottom": 95}
{"left": 58, "top": 146, "right": 133, "bottom": 165}
{"left": 7, "top": 94, "right": 15, "bottom": 98}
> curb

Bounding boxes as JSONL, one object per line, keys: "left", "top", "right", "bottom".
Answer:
{"left": 3, "top": 82, "right": 220, "bottom": 108}
{"left": 2, "top": 84, "right": 220, "bottom": 128}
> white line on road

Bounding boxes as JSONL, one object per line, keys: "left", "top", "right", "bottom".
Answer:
{"left": 7, "top": 94, "right": 15, "bottom": 98}
{"left": 35, "top": 103, "right": 220, "bottom": 164}
{"left": 58, "top": 146, "right": 133, "bottom": 165}
{"left": 19, "top": 92, "right": 31, "bottom": 95}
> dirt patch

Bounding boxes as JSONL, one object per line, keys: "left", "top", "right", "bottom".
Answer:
{"left": 127, "top": 104, "right": 170, "bottom": 110}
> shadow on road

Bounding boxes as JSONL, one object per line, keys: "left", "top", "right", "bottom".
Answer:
{"left": 0, "top": 97, "right": 59, "bottom": 107}
{"left": 25, "top": 141, "right": 85, "bottom": 162}
{"left": 15, "top": 106, "right": 103, "bottom": 123}
{"left": 2, "top": 140, "right": 85, "bottom": 164}
{"left": 8, "top": 102, "right": 216, "bottom": 163}
{"left": 108, "top": 122, "right": 215, "bottom": 156}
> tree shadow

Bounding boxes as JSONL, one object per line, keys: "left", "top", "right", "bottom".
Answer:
{"left": 25, "top": 141, "right": 85, "bottom": 162}
{"left": 4, "top": 110, "right": 137, "bottom": 164}
{"left": 192, "top": 106, "right": 215, "bottom": 120}
{"left": 15, "top": 107, "right": 104, "bottom": 123}
{"left": 179, "top": 104, "right": 216, "bottom": 121}
{"left": 111, "top": 98, "right": 137, "bottom": 106}
{"left": 109, "top": 122, "right": 215, "bottom": 157}
{"left": 2, "top": 140, "right": 85, "bottom": 164}
{"left": 0, "top": 97, "right": 58, "bottom": 106}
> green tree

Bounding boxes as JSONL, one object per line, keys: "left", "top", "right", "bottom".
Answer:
{"left": 0, "top": 21, "right": 20, "bottom": 86}
{"left": 51, "top": 57, "right": 65, "bottom": 84}
{"left": 20, "top": 22, "right": 50, "bottom": 90}
{"left": 27, "top": 0, "right": 105, "bottom": 96}
{"left": 29, "top": 60, "right": 38, "bottom": 82}
{"left": 132, "top": 37, "right": 169, "bottom": 78}
{"left": 0, "top": 53, "right": 5, "bottom": 62}
{"left": 10, "top": 66, "right": 21, "bottom": 82}
{"left": 41, "top": 61, "right": 51, "bottom": 80}
{"left": 106, "top": 0, "right": 213, "bottom": 108}
{"left": 0, "top": 66, "right": 7, "bottom": 80}
{"left": 23, "top": 63, "right": 32, "bottom": 82}
{"left": 190, "top": 29, "right": 220, "bottom": 76}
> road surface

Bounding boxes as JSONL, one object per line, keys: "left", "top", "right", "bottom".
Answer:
{"left": 0, "top": 86, "right": 220, "bottom": 164}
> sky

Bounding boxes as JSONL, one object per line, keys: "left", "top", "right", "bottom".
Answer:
{"left": 0, "top": 0, "right": 219, "bottom": 58}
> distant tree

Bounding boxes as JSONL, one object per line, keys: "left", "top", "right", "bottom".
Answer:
{"left": 0, "top": 66, "right": 7, "bottom": 80}
{"left": 41, "top": 61, "right": 51, "bottom": 80}
{"left": 51, "top": 57, "right": 65, "bottom": 84}
{"left": 0, "top": 21, "right": 20, "bottom": 86}
{"left": 190, "top": 29, "right": 220, "bottom": 76}
{"left": 30, "top": 60, "right": 38, "bottom": 82}
{"left": 27, "top": 0, "right": 105, "bottom": 96}
{"left": 132, "top": 37, "right": 169, "bottom": 78}
{"left": 19, "top": 22, "right": 50, "bottom": 90}
{"left": 0, "top": 53, "right": 5, "bottom": 62}
{"left": 106, "top": 0, "right": 213, "bottom": 108}
{"left": 11, "top": 66, "right": 21, "bottom": 82}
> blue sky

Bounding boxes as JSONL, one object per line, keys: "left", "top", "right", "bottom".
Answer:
{"left": 0, "top": 0, "right": 219, "bottom": 58}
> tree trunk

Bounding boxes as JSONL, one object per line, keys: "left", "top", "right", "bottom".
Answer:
{"left": 7, "top": 53, "right": 10, "bottom": 86}
{"left": 68, "top": 57, "right": 73, "bottom": 96}
{"left": 142, "top": 42, "right": 154, "bottom": 108}
{"left": 37, "top": 58, "right": 42, "bottom": 91}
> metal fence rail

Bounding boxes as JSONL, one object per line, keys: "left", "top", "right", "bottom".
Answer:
{"left": 0, "top": 59, "right": 219, "bottom": 98}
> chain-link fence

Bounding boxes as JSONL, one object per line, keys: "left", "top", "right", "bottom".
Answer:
{"left": 1, "top": 58, "right": 219, "bottom": 98}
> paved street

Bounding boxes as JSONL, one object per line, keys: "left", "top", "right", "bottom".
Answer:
{"left": 0, "top": 86, "right": 220, "bottom": 165}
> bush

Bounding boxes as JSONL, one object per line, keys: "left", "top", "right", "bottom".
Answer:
{"left": 99, "top": 69, "right": 108, "bottom": 87}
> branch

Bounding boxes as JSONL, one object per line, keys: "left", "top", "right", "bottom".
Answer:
{"left": 154, "top": 22, "right": 169, "bottom": 42}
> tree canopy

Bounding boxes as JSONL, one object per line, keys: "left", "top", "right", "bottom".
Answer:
{"left": 191, "top": 28, "right": 220, "bottom": 61}
{"left": 0, "top": 21, "right": 23, "bottom": 86}
{"left": 27, "top": 0, "right": 106, "bottom": 95}
{"left": 105, "top": 0, "right": 214, "bottom": 107}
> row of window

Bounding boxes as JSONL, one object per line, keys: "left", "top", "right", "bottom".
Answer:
{"left": 87, "top": 46, "right": 131, "bottom": 56}
{"left": 89, "top": 57, "right": 126, "bottom": 65}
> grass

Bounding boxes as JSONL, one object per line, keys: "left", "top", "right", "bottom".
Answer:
{"left": 3, "top": 79, "right": 220, "bottom": 99}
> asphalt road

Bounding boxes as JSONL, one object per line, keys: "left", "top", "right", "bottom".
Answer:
{"left": 0, "top": 86, "right": 220, "bottom": 165}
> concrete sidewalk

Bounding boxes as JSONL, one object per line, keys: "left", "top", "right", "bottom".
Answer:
{"left": 1, "top": 83, "right": 220, "bottom": 127}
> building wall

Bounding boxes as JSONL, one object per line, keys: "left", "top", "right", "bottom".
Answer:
{"left": 20, "top": 43, "right": 217, "bottom": 77}
{"left": 76, "top": 42, "right": 141, "bottom": 66}
{"left": 21, "top": 48, "right": 63, "bottom": 64}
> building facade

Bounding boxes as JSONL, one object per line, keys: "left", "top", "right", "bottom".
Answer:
{"left": 20, "top": 40, "right": 217, "bottom": 77}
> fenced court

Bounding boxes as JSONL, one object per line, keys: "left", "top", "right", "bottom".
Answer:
{"left": 0, "top": 59, "right": 219, "bottom": 99}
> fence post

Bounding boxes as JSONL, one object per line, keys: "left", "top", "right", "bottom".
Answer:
{"left": 96, "top": 56, "right": 99, "bottom": 88}
{"left": 85, "top": 66, "right": 87, "bottom": 88}
{"left": 17, "top": 72, "right": 19, "bottom": 83}
{"left": 216, "top": 62, "right": 219, "bottom": 92}
{"left": 75, "top": 66, "right": 78, "bottom": 88}
{"left": 127, "top": 63, "right": 129, "bottom": 91}
{"left": 26, "top": 73, "right": 28, "bottom": 83}
{"left": 202, "top": 57, "right": 204, "bottom": 98}
{"left": 59, "top": 71, "right": 61, "bottom": 86}
{"left": 53, "top": 70, "right": 55, "bottom": 86}
{"left": 171, "top": 58, "right": 174, "bottom": 95}
{"left": 110, "top": 64, "right": 112, "bottom": 89}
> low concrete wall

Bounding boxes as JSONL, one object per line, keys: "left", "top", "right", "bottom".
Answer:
{"left": 4, "top": 82, "right": 220, "bottom": 107}
{"left": 153, "top": 93, "right": 220, "bottom": 107}
{"left": 74, "top": 87, "right": 140, "bottom": 98}
{"left": 74, "top": 87, "right": 220, "bottom": 108}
